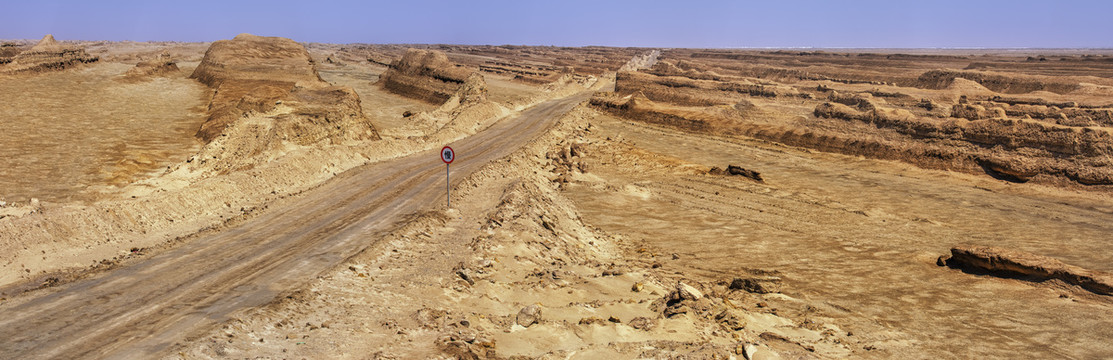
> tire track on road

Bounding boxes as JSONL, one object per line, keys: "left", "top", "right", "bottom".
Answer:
{"left": 0, "top": 93, "right": 590, "bottom": 359}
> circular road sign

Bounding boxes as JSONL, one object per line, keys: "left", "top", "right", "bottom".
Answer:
{"left": 441, "top": 146, "right": 455, "bottom": 164}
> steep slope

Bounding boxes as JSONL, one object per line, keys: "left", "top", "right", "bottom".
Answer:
{"left": 188, "top": 34, "right": 379, "bottom": 172}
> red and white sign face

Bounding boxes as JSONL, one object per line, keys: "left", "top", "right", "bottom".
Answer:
{"left": 441, "top": 146, "right": 455, "bottom": 164}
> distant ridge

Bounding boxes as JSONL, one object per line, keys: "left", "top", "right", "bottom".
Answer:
{"left": 28, "top": 34, "right": 64, "bottom": 53}
{"left": 1, "top": 34, "right": 97, "bottom": 74}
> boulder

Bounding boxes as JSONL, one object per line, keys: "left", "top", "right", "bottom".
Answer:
{"left": 677, "top": 282, "right": 703, "bottom": 300}
{"left": 516, "top": 304, "right": 542, "bottom": 327}
{"left": 628, "top": 316, "right": 656, "bottom": 331}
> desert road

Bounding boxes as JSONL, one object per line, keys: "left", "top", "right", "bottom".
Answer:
{"left": 0, "top": 93, "right": 590, "bottom": 359}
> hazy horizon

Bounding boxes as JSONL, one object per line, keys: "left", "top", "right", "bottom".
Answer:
{"left": 3, "top": 0, "right": 1112, "bottom": 48}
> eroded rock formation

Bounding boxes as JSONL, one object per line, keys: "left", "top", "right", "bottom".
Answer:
{"left": 1, "top": 35, "right": 97, "bottom": 74}
{"left": 941, "top": 245, "right": 1113, "bottom": 296}
{"left": 377, "top": 49, "right": 475, "bottom": 104}
{"left": 188, "top": 34, "right": 379, "bottom": 172}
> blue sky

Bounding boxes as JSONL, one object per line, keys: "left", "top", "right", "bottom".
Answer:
{"left": 3, "top": 0, "right": 1111, "bottom": 48}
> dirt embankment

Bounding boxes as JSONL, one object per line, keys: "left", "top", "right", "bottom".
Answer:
{"left": 0, "top": 35, "right": 97, "bottom": 74}
{"left": 376, "top": 48, "right": 476, "bottom": 104}
{"left": 593, "top": 54, "right": 1113, "bottom": 188}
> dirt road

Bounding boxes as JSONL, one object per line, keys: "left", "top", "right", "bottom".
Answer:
{"left": 0, "top": 93, "right": 590, "bottom": 359}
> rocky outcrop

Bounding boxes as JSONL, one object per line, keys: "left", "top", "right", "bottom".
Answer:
{"left": 916, "top": 69, "right": 1079, "bottom": 95}
{"left": 940, "top": 245, "right": 1113, "bottom": 296}
{"left": 1, "top": 35, "right": 97, "bottom": 74}
{"left": 601, "top": 68, "right": 1113, "bottom": 186}
{"left": 376, "top": 49, "right": 475, "bottom": 104}
{"left": 951, "top": 103, "right": 1006, "bottom": 120}
{"left": 618, "top": 49, "right": 660, "bottom": 72}
{"left": 709, "top": 165, "right": 764, "bottom": 182}
{"left": 121, "top": 53, "right": 179, "bottom": 81}
{"left": 0, "top": 43, "right": 25, "bottom": 64}
{"left": 190, "top": 33, "right": 323, "bottom": 88}
{"left": 187, "top": 34, "right": 379, "bottom": 172}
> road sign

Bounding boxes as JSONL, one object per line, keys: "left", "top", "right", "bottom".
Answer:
{"left": 441, "top": 146, "right": 455, "bottom": 164}
{"left": 442, "top": 146, "right": 455, "bottom": 208}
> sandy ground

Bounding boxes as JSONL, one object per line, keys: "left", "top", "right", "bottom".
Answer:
{"left": 562, "top": 110, "right": 1113, "bottom": 358}
{"left": 316, "top": 63, "right": 436, "bottom": 134}
{"left": 0, "top": 62, "right": 207, "bottom": 203}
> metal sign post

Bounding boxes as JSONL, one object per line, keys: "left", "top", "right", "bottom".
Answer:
{"left": 441, "top": 146, "right": 455, "bottom": 208}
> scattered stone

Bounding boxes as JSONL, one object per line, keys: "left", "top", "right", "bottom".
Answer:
{"left": 631, "top": 282, "right": 644, "bottom": 292}
{"left": 578, "top": 317, "right": 606, "bottom": 325}
{"left": 715, "top": 310, "right": 746, "bottom": 330}
{"left": 710, "top": 165, "right": 764, "bottom": 182}
{"left": 516, "top": 304, "right": 542, "bottom": 327}
{"left": 454, "top": 262, "right": 477, "bottom": 286}
{"left": 607, "top": 316, "right": 622, "bottom": 323}
{"left": 456, "top": 269, "right": 475, "bottom": 286}
{"left": 628, "top": 316, "right": 656, "bottom": 331}
{"left": 677, "top": 282, "right": 703, "bottom": 300}
{"left": 601, "top": 269, "right": 624, "bottom": 276}
{"left": 435, "top": 328, "right": 493, "bottom": 359}
{"left": 413, "top": 308, "right": 448, "bottom": 330}
{"left": 659, "top": 282, "right": 713, "bottom": 317}
{"left": 729, "top": 277, "right": 782, "bottom": 294}
{"left": 741, "top": 343, "right": 758, "bottom": 360}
